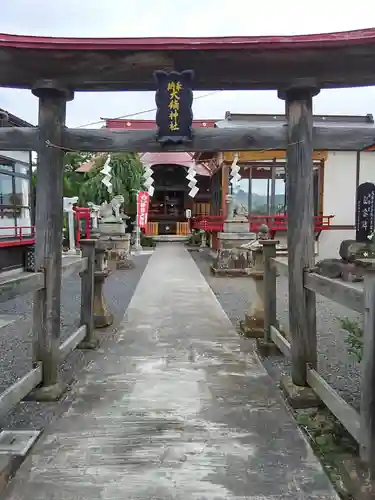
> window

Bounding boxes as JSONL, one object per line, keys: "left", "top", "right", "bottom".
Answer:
{"left": 0, "top": 158, "right": 31, "bottom": 238}
{"left": 14, "top": 177, "right": 29, "bottom": 207}
{"left": 0, "top": 175, "right": 13, "bottom": 205}
{"left": 15, "top": 164, "right": 28, "bottom": 175}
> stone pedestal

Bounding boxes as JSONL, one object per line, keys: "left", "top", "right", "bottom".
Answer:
{"left": 211, "top": 219, "right": 256, "bottom": 276}
{"left": 98, "top": 219, "right": 126, "bottom": 236}
{"left": 98, "top": 219, "right": 134, "bottom": 269}
{"left": 223, "top": 216, "right": 250, "bottom": 234}
{"left": 109, "top": 234, "right": 134, "bottom": 269}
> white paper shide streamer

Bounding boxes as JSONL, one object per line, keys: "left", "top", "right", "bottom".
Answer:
{"left": 230, "top": 152, "right": 241, "bottom": 188}
{"left": 143, "top": 166, "right": 155, "bottom": 197}
{"left": 186, "top": 166, "right": 198, "bottom": 198}
{"left": 101, "top": 154, "right": 113, "bottom": 194}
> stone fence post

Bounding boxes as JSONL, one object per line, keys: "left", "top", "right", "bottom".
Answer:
{"left": 262, "top": 240, "right": 278, "bottom": 343}
{"left": 78, "top": 239, "right": 98, "bottom": 348}
{"left": 240, "top": 246, "right": 265, "bottom": 337}
{"left": 93, "top": 246, "right": 113, "bottom": 328}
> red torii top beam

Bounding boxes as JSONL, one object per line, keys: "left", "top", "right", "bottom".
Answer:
{"left": 0, "top": 29, "right": 375, "bottom": 91}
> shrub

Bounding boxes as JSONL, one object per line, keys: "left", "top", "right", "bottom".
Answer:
{"left": 339, "top": 317, "right": 363, "bottom": 363}
{"left": 140, "top": 234, "right": 156, "bottom": 248}
{"left": 186, "top": 231, "right": 203, "bottom": 246}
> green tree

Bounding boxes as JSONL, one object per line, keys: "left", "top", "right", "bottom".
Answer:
{"left": 32, "top": 151, "right": 93, "bottom": 198}
{"left": 63, "top": 151, "right": 93, "bottom": 198}
{"left": 31, "top": 152, "right": 144, "bottom": 217}
{"left": 78, "top": 153, "right": 144, "bottom": 213}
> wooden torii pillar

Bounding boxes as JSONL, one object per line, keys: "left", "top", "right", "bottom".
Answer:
{"left": 32, "top": 81, "right": 74, "bottom": 399}
{"left": 278, "top": 85, "right": 319, "bottom": 388}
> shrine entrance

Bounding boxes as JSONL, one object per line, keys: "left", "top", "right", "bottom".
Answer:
{"left": 1, "top": 29, "right": 375, "bottom": 479}
{"left": 145, "top": 162, "right": 210, "bottom": 238}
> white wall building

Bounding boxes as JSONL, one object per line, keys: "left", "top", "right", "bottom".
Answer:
{"left": 318, "top": 150, "right": 375, "bottom": 259}
{"left": 0, "top": 109, "right": 33, "bottom": 270}
{"left": 206, "top": 113, "right": 375, "bottom": 260}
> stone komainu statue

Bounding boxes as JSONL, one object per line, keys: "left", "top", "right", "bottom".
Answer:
{"left": 110, "top": 195, "right": 125, "bottom": 220}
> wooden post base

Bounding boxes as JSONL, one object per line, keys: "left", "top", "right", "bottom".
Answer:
{"left": 256, "top": 338, "right": 281, "bottom": 356}
{"left": 78, "top": 339, "right": 100, "bottom": 350}
{"left": 239, "top": 314, "right": 264, "bottom": 338}
{"left": 239, "top": 269, "right": 265, "bottom": 337}
{"left": 280, "top": 375, "right": 321, "bottom": 409}
{"left": 27, "top": 380, "right": 67, "bottom": 402}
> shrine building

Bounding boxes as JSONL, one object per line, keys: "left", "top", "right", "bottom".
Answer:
{"left": 104, "top": 119, "right": 215, "bottom": 240}
{"left": 104, "top": 113, "right": 375, "bottom": 258}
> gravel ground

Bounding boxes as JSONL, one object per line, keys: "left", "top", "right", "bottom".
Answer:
{"left": 0, "top": 253, "right": 150, "bottom": 431}
{"left": 191, "top": 249, "right": 362, "bottom": 411}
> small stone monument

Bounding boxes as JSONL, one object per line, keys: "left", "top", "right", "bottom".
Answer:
{"left": 315, "top": 182, "right": 375, "bottom": 282}
{"left": 98, "top": 195, "right": 133, "bottom": 269}
{"left": 211, "top": 194, "right": 256, "bottom": 276}
{"left": 339, "top": 182, "right": 375, "bottom": 262}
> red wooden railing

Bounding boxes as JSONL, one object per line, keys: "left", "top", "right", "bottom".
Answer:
{"left": 0, "top": 226, "right": 35, "bottom": 247}
{"left": 191, "top": 214, "right": 334, "bottom": 237}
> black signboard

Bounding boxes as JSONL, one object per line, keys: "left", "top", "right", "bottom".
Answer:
{"left": 154, "top": 70, "right": 194, "bottom": 144}
{"left": 356, "top": 182, "right": 375, "bottom": 242}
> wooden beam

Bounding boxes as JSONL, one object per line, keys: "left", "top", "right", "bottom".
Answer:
{"left": 282, "top": 86, "right": 318, "bottom": 387}
{"left": 63, "top": 128, "right": 256, "bottom": 152}
{"left": 62, "top": 127, "right": 375, "bottom": 153}
{"left": 0, "top": 125, "right": 374, "bottom": 152}
{"left": 0, "top": 271, "right": 44, "bottom": 303}
{"left": 64, "top": 126, "right": 375, "bottom": 152}
{"left": 269, "top": 257, "right": 289, "bottom": 278}
{"left": 0, "top": 127, "right": 38, "bottom": 150}
{"left": 0, "top": 365, "right": 42, "bottom": 421}
{"left": 270, "top": 325, "right": 291, "bottom": 358}
{"left": 61, "top": 256, "right": 88, "bottom": 278}
{"left": 59, "top": 325, "right": 87, "bottom": 361}
{"left": 304, "top": 272, "right": 363, "bottom": 313}
{"left": 307, "top": 367, "right": 360, "bottom": 444}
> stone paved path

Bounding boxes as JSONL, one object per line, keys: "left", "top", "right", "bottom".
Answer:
{"left": 4, "top": 244, "right": 338, "bottom": 499}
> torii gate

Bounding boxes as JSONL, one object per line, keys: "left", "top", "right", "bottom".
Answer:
{"left": 1, "top": 29, "right": 375, "bottom": 425}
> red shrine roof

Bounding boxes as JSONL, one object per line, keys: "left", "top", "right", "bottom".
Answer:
{"left": 140, "top": 152, "right": 211, "bottom": 176}
{"left": 2, "top": 29, "right": 375, "bottom": 90}
{"left": 140, "top": 152, "right": 194, "bottom": 166}
{"left": 76, "top": 151, "right": 211, "bottom": 176}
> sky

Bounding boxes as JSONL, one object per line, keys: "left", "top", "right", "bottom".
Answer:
{"left": 1, "top": 0, "right": 375, "bottom": 194}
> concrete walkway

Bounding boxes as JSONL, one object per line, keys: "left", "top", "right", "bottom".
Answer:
{"left": 4, "top": 244, "right": 338, "bottom": 499}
